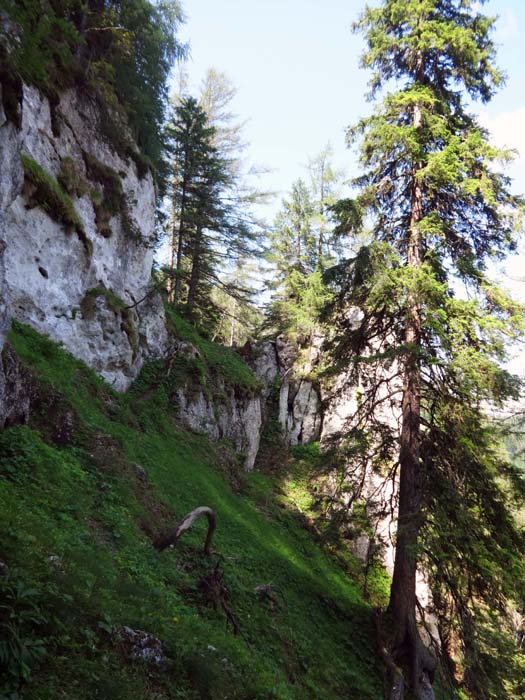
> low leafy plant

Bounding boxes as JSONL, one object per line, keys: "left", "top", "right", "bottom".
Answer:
{"left": 0, "top": 576, "right": 47, "bottom": 698}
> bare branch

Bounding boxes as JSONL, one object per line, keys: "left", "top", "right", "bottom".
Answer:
{"left": 154, "top": 506, "right": 216, "bottom": 555}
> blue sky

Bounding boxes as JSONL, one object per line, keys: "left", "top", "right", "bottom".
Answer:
{"left": 177, "top": 0, "right": 525, "bottom": 205}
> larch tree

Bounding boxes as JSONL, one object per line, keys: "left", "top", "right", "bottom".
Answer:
{"left": 307, "top": 144, "right": 344, "bottom": 268}
{"left": 198, "top": 68, "right": 247, "bottom": 172}
{"left": 326, "top": 1, "right": 525, "bottom": 698}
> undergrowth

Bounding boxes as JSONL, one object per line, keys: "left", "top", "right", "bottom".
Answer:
{"left": 165, "top": 306, "right": 259, "bottom": 391}
{"left": 0, "top": 321, "right": 384, "bottom": 699}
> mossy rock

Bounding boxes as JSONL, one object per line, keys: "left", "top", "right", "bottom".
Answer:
{"left": 21, "top": 154, "right": 92, "bottom": 257}
{"left": 82, "top": 150, "right": 140, "bottom": 241}
{"left": 80, "top": 287, "right": 139, "bottom": 359}
{"left": 57, "top": 157, "right": 89, "bottom": 199}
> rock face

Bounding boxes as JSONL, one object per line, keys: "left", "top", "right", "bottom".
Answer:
{"left": 170, "top": 338, "right": 323, "bottom": 470}
{"left": 0, "top": 83, "right": 167, "bottom": 392}
{"left": 119, "top": 626, "right": 166, "bottom": 668}
{"left": 175, "top": 386, "right": 262, "bottom": 472}
{"left": 0, "top": 344, "right": 32, "bottom": 429}
{"left": 171, "top": 341, "right": 280, "bottom": 471}
{"left": 275, "top": 335, "right": 322, "bottom": 446}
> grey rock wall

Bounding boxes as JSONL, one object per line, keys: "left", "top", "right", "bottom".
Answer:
{"left": 274, "top": 335, "right": 323, "bottom": 446}
{"left": 170, "top": 338, "right": 323, "bottom": 470}
{"left": 0, "top": 83, "right": 167, "bottom": 392}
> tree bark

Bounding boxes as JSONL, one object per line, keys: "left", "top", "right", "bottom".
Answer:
{"left": 318, "top": 159, "right": 325, "bottom": 267}
{"left": 172, "top": 174, "right": 187, "bottom": 306}
{"left": 186, "top": 227, "right": 202, "bottom": 313}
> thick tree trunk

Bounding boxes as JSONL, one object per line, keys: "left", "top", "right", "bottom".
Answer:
{"left": 387, "top": 94, "right": 434, "bottom": 699}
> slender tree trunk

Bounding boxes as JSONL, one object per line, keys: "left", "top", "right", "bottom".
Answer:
{"left": 229, "top": 299, "right": 237, "bottom": 347}
{"left": 173, "top": 179, "right": 187, "bottom": 306}
{"left": 387, "top": 88, "right": 430, "bottom": 699}
{"left": 318, "top": 161, "right": 325, "bottom": 267}
{"left": 168, "top": 207, "right": 177, "bottom": 300}
{"left": 187, "top": 227, "right": 202, "bottom": 313}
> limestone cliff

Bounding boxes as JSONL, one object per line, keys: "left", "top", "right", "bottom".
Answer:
{"left": 0, "top": 79, "right": 325, "bottom": 468}
{"left": 168, "top": 337, "right": 323, "bottom": 471}
{"left": 0, "top": 83, "right": 167, "bottom": 395}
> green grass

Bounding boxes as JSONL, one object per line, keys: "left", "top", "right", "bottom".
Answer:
{"left": 165, "top": 306, "right": 259, "bottom": 391}
{"left": 21, "top": 155, "right": 84, "bottom": 232}
{"left": 81, "top": 287, "right": 127, "bottom": 316}
{"left": 0, "top": 322, "right": 384, "bottom": 699}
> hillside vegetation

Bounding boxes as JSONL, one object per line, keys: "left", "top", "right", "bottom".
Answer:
{"left": 1, "top": 320, "right": 387, "bottom": 700}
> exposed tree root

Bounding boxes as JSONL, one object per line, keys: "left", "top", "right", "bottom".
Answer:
{"left": 154, "top": 506, "right": 216, "bottom": 554}
{"left": 198, "top": 562, "right": 241, "bottom": 635}
{"left": 374, "top": 610, "right": 436, "bottom": 700}
{"left": 375, "top": 610, "right": 405, "bottom": 699}
{"left": 155, "top": 510, "right": 243, "bottom": 637}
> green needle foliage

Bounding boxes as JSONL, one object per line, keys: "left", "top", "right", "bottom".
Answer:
{"left": 265, "top": 167, "right": 344, "bottom": 338}
{"left": 326, "top": 1, "right": 525, "bottom": 697}
{"left": 2, "top": 0, "right": 185, "bottom": 191}
{"left": 165, "top": 96, "right": 258, "bottom": 331}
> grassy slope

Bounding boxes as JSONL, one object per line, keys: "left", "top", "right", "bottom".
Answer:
{"left": 0, "top": 321, "right": 385, "bottom": 700}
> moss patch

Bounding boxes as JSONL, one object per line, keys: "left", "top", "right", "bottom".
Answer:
{"left": 57, "top": 156, "right": 89, "bottom": 199}
{"left": 21, "top": 154, "right": 92, "bottom": 256}
{"left": 165, "top": 306, "right": 259, "bottom": 391}
{"left": 82, "top": 150, "right": 139, "bottom": 241}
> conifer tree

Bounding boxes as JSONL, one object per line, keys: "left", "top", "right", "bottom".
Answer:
{"left": 269, "top": 179, "right": 316, "bottom": 281}
{"left": 165, "top": 96, "right": 258, "bottom": 327}
{"left": 165, "top": 96, "right": 217, "bottom": 306}
{"left": 327, "top": 1, "right": 525, "bottom": 697}
{"left": 307, "top": 144, "right": 344, "bottom": 267}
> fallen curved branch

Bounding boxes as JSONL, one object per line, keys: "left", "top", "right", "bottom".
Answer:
{"left": 154, "top": 507, "right": 216, "bottom": 555}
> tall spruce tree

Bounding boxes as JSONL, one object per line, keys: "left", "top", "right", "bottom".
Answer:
{"left": 327, "top": 1, "right": 525, "bottom": 697}
{"left": 165, "top": 96, "right": 258, "bottom": 327}
{"left": 165, "top": 96, "right": 217, "bottom": 306}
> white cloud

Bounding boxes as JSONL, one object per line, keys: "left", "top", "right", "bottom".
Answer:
{"left": 478, "top": 106, "right": 525, "bottom": 158}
